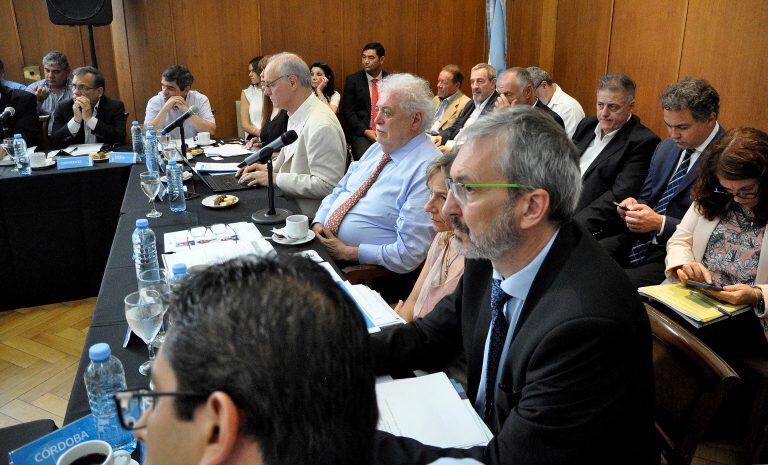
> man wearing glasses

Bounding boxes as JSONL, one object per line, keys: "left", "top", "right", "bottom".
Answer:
{"left": 114, "top": 255, "right": 377, "bottom": 465}
{"left": 371, "top": 106, "right": 655, "bottom": 465}
{"left": 145, "top": 64, "right": 215, "bottom": 139}
{"left": 602, "top": 77, "right": 725, "bottom": 287}
{"left": 49, "top": 66, "right": 127, "bottom": 149}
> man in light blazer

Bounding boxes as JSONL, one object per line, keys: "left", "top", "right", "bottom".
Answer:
{"left": 571, "top": 74, "right": 660, "bottom": 239}
{"left": 428, "top": 64, "right": 471, "bottom": 134}
{"left": 601, "top": 77, "right": 724, "bottom": 287}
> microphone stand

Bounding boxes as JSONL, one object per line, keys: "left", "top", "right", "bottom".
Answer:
{"left": 179, "top": 125, "right": 188, "bottom": 160}
{"left": 250, "top": 148, "right": 293, "bottom": 224}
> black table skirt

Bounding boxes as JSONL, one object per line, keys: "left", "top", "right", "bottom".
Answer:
{"left": 65, "top": 162, "right": 342, "bottom": 423}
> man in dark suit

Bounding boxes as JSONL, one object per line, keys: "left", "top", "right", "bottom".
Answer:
{"left": 571, "top": 74, "right": 660, "bottom": 238}
{"left": 433, "top": 63, "right": 498, "bottom": 154}
{"left": 494, "top": 67, "right": 565, "bottom": 128}
{"left": 601, "top": 77, "right": 724, "bottom": 287}
{"left": 0, "top": 84, "right": 39, "bottom": 146}
{"left": 341, "top": 42, "right": 388, "bottom": 160}
{"left": 50, "top": 66, "right": 126, "bottom": 149}
{"left": 371, "top": 106, "right": 655, "bottom": 465}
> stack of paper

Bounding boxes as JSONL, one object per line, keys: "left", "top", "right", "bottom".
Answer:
{"left": 342, "top": 281, "right": 405, "bottom": 328}
{"left": 161, "top": 222, "right": 274, "bottom": 270}
{"left": 204, "top": 144, "right": 253, "bottom": 157}
{"left": 638, "top": 283, "right": 750, "bottom": 327}
{"left": 194, "top": 162, "right": 240, "bottom": 172}
{"left": 376, "top": 372, "right": 493, "bottom": 448}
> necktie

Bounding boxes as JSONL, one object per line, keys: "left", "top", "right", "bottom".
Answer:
{"left": 370, "top": 78, "right": 379, "bottom": 129}
{"left": 483, "top": 278, "right": 511, "bottom": 422}
{"left": 628, "top": 148, "right": 696, "bottom": 265}
{"left": 325, "top": 153, "right": 392, "bottom": 235}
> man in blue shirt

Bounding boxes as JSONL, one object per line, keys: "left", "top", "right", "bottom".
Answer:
{"left": 313, "top": 73, "right": 439, "bottom": 274}
{"left": 0, "top": 59, "right": 27, "bottom": 90}
{"left": 370, "top": 107, "right": 655, "bottom": 465}
{"left": 25, "top": 51, "right": 72, "bottom": 134}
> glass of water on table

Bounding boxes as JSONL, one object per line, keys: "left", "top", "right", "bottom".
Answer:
{"left": 138, "top": 269, "right": 172, "bottom": 347}
{"left": 139, "top": 171, "right": 162, "bottom": 218}
{"left": 124, "top": 289, "right": 166, "bottom": 376}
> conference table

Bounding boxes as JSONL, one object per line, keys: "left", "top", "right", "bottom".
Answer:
{"left": 64, "top": 158, "right": 342, "bottom": 423}
{"left": 0, "top": 159, "right": 131, "bottom": 311}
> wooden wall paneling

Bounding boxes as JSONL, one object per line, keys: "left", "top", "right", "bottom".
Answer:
{"left": 552, "top": 0, "right": 614, "bottom": 117}
{"left": 415, "top": 0, "right": 486, "bottom": 98}
{"left": 341, "top": 0, "right": 418, "bottom": 92}
{"left": 0, "top": 1, "right": 25, "bottom": 83}
{"left": 172, "top": 0, "right": 262, "bottom": 137}
{"left": 122, "top": 0, "right": 176, "bottom": 124}
{"left": 258, "top": 0, "right": 344, "bottom": 83}
{"left": 679, "top": 0, "right": 768, "bottom": 132}
{"left": 606, "top": 0, "right": 687, "bottom": 137}
{"left": 507, "top": 0, "right": 558, "bottom": 72}
{"left": 12, "top": 0, "right": 86, "bottom": 72}
{"left": 109, "top": 0, "right": 137, "bottom": 123}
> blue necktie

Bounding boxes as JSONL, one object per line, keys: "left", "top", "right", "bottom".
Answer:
{"left": 484, "top": 278, "right": 511, "bottom": 421}
{"left": 628, "top": 148, "right": 696, "bottom": 265}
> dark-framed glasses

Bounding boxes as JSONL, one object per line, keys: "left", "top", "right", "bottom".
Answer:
{"left": 445, "top": 177, "right": 530, "bottom": 204}
{"left": 71, "top": 84, "right": 95, "bottom": 92}
{"left": 113, "top": 389, "right": 207, "bottom": 430}
{"left": 263, "top": 75, "right": 291, "bottom": 89}
{"left": 713, "top": 185, "right": 759, "bottom": 199}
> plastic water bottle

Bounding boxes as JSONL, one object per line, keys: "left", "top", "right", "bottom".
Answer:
{"left": 165, "top": 159, "right": 186, "bottom": 212}
{"left": 170, "top": 263, "right": 188, "bottom": 289}
{"left": 145, "top": 125, "right": 160, "bottom": 174}
{"left": 131, "top": 121, "right": 144, "bottom": 162}
{"left": 84, "top": 343, "right": 137, "bottom": 452}
{"left": 13, "top": 134, "right": 30, "bottom": 175}
{"left": 132, "top": 218, "right": 159, "bottom": 284}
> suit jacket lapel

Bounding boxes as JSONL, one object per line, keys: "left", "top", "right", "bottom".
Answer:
{"left": 468, "top": 264, "right": 493, "bottom": 400}
{"left": 582, "top": 116, "right": 638, "bottom": 179}
{"left": 575, "top": 120, "right": 597, "bottom": 153}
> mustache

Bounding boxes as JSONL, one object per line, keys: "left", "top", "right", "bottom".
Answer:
{"left": 450, "top": 216, "right": 469, "bottom": 235}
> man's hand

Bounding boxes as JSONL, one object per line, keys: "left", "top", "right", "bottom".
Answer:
{"left": 364, "top": 129, "right": 377, "bottom": 142}
{"left": 76, "top": 96, "right": 94, "bottom": 121}
{"left": 624, "top": 203, "right": 663, "bottom": 233}
{"left": 438, "top": 145, "right": 453, "bottom": 154}
{"left": 33, "top": 85, "right": 50, "bottom": 102}
{"left": 316, "top": 227, "right": 358, "bottom": 262}
{"left": 672, "top": 262, "right": 713, "bottom": 285}
{"left": 236, "top": 163, "right": 269, "bottom": 186}
{"left": 162, "top": 96, "right": 187, "bottom": 113}
{"left": 430, "top": 135, "right": 442, "bottom": 146}
{"left": 617, "top": 197, "right": 639, "bottom": 220}
{"left": 494, "top": 94, "right": 516, "bottom": 109}
{"left": 706, "top": 284, "right": 761, "bottom": 306}
{"left": 244, "top": 137, "right": 261, "bottom": 150}
{"left": 72, "top": 99, "right": 83, "bottom": 123}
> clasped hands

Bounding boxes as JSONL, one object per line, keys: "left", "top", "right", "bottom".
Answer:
{"left": 72, "top": 96, "right": 94, "bottom": 123}
{"left": 162, "top": 96, "right": 189, "bottom": 113}
{"left": 669, "top": 261, "right": 761, "bottom": 306}
{"left": 312, "top": 223, "right": 358, "bottom": 262}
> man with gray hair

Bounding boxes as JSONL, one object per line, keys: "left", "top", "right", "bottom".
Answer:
{"left": 25, "top": 51, "right": 72, "bottom": 134}
{"left": 527, "top": 66, "right": 585, "bottom": 137}
{"left": 49, "top": 66, "right": 127, "bottom": 149}
{"left": 312, "top": 73, "right": 439, "bottom": 274}
{"left": 571, "top": 73, "right": 660, "bottom": 239}
{"left": 237, "top": 52, "right": 346, "bottom": 215}
{"left": 604, "top": 77, "right": 724, "bottom": 287}
{"left": 371, "top": 106, "right": 655, "bottom": 465}
{"left": 494, "top": 67, "right": 564, "bottom": 128}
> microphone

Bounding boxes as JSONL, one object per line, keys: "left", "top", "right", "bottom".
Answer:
{"left": 160, "top": 105, "right": 199, "bottom": 135}
{"left": 238, "top": 130, "right": 298, "bottom": 167}
{"left": 0, "top": 107, "right": 15, "bottom": 122}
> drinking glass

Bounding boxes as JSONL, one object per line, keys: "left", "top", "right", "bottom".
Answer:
{"left": 2, "top": 138, "right": 14, "bottom": 160}
{"left": 138, "top": 269, "right": 172, "bottom": 348}
{"left": 139, "top": 171, "right": 162, "bottom": 218}
{"left": 124, "top": 289, "right": 165, "bottom": 376}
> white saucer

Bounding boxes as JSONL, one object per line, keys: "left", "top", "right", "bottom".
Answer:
{"left": 272, "top": 230, "right": 315, "bottom": 245}
{"left": 195, "top": 140, "right": 216, "bottom": 146}
{"left": 31, "top": 159, "right": 57, "bottom": 170}
{"left": 201, "top": 194, "right": 239, "bottom": 208}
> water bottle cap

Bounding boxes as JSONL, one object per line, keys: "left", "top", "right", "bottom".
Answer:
{"left": 89, "top": 343, "right": 111, "bottom": 362}
{"left": 135, "top": 218, "right": 149, "bottom": 228}
{"left": 167, "top": 159, "right": 177, "bottom": 166}
{"left": 13, "top": 134, "right": 22, "bottom": 139}
{"left": 132, "top": 121, "right": 139, "bottom": 125}
{"left": 172, "top": 263, "right": 187, "bottom": 276}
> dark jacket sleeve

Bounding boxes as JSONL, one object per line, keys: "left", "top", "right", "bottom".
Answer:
{"left": 438, "top": 102, "right": 474, "bottom": 143}
{"left": 92, "top": 98, "right": 127, "bottom": 144}
{"left": 9, "top": 90, "right": 40, "bottom": 147}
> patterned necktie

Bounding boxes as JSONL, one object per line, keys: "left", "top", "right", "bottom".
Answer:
{"left": 628, "top": 148, "right": 696, "bottom": 265}
{"left": 483, "top": 278, "right": 512, "bottom": 422}
{"left": 370, "top": 78, "right": 379, "bottom": 129}
{"left": 325, "top": 153, "right": 392, "bottom": 235}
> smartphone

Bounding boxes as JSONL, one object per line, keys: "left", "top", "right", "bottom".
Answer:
{"left": 686, "top": 279, "right": 723, "bottom": 291}
{"left": 612, "top": 201, "right": 629, "bottom": 211}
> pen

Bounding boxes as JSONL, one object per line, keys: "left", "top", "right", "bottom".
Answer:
{"left": 689, "top": 290, "right": 731, "bottom": 318}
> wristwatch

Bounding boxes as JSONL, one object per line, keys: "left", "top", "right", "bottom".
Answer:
{"left": 753, "top": 286, "right": 766, "bottom": 318}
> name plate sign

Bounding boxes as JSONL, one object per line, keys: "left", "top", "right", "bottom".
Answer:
{"left": 109, "top": 152, "right": 137, "bottom": 164}
{"left": 57, "top": 156, "right": 93, "bottom": 170}
{"left": 9, "top": 414, "right": 97, "bottom": 465}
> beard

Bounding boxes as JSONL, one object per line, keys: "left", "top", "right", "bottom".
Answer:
{"left": 451, "top": 201, "right": 520, "bottom": 261}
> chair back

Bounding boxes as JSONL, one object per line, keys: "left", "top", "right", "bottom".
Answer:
{"left": 235, "top": 100, "right": 243, "bottom": 139}
{"left": 38, "top": 115, "right": 50, "bottom": 151}
{"left": 648, "top": 304, "right": 741, "bottom": 465}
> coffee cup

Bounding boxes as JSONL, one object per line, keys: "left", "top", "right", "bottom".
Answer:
{"left": 194, "top": 132, "right": 211, "bottom": 145}
{"left": 56, "top": 440, "right": 132, "bottom": 465}
{"left": 285, "top": 214, "right": 309, "bottom": 239}
{"left": 30, "top": 152, "right": 47, "bottom": 167}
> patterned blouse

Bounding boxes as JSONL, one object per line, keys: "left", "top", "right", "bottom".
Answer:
{"left": 701, "top": 204, "right": 765, "bottom": 288}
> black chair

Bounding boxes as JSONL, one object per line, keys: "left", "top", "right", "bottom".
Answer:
{"left": 0, "top": 419, "right": 57, "bottom": 465}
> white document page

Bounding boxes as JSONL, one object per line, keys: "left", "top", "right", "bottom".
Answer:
{"left": 204, "top": 145, "right": 253, "bottom": 157}
{"left": 194, "top": 162, "right": 240, "bottom": 172}
{"left": 63, "top": 143, "right": 104, "bottom": 154}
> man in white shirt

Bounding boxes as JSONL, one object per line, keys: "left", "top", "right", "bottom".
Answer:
{"left": 237, "top": 52, "right": 346, "bottom": 216}
{"left": 527, "top": 66, "right": 585, "bottom": 137}
{"left": 145, "top": 64, "right": 215, "bottom": 139}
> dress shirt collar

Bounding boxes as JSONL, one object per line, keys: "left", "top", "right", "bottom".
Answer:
{"left": 548, "top": 84, "right": 566, "bottom": 107}
{"left": 593, "top": 113, "right": 632, "bottom": 141}
{"left": 288, "top": 94, "right": 315, "bottom": 124}
{"left": 366, "top": 72, "right": 383, "bottom": 84}
{"left": 386, "top": 132, "right": 431, "bottom": 167}
{"left": 475, "top": 93, "right": 494, "bottom": 113}
{"left": 440, "top": 90, "right": 461, "bottom": 104}
{"left": 691, "top": 122, "right": 721, "bottom": 155}
{"left": 492, "top": 229, "right": 559, "bottom": 303}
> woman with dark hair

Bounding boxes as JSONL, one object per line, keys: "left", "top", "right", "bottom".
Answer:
{"left": 310, "top": 61, "right": 340, "bottom": 114}
{"left": 240, "top": 56, "right": 264, "bottom": 139}
{"left": 244, "top": 55, "right": 288, "bottom": 149}
{"left": 665, "top": 127, "right": 767, "bottom": 336}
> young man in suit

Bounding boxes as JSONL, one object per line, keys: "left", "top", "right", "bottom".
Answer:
{"left": 571, "top": 74, "right": 661, "bottom": 238}
{"left": 602, "top": 77, "right": 724, "bottom": 287}
{"left": 341, "top": 42, "right": 388, "bottom": 160}
{"left": 371, "top": 106, "right": 655, "bottom": 465}
{"left": 49, "top": 66, "right": 127, "bottom": 149}
{"left": 428, "top": 64, "right": 471, "bottom": 134}
{"left": 493, "top": 67, "right": 565, "bottom": 129}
